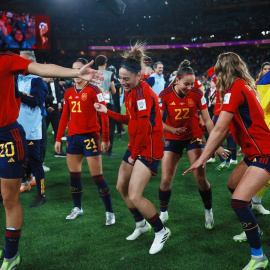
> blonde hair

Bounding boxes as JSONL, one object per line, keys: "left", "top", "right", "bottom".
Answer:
{"left": 215, "top": 52, "right": 259, "bottom": 101}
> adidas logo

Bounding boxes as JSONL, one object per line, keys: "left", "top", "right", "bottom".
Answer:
{"left": 8, "top": 158, "right": 15, "bottom": 163}
{"left": 93, "top": 149, "right": 97, "bottom": 153}
{"left": 28, "top": 141, "right": 34, "bottom": 145}
{"left": 170, "top": 102, "right": 176, "bottom": 105}
{"left": 68, "top": 96, "right": 72, "bottom": 99}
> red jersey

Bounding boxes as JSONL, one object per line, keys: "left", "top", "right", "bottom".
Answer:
{"left": 194, "top": 78, "right": 202, "bottom": 89}
{"left": 159, "top": 85, "right": 207, "bottom": 140}
{"left": 126, "top": 81, "right": 163, "bottom": 159}
{"left": 56, "top": 83, "right": 109, "bottom": 142}
{"left": 0, "top": 52, "right": 32, "bottom": 127}
{"left": 222, "top": 78, "right": 270, "bottom": 159}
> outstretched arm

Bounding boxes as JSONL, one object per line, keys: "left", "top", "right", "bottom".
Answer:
{"left": 27, "top": 60, "right": 104, "bottom": 84}
{"left": 94, "top": 103, "right": 129, "bottom": 125}
{"left": 183, "top": 110, "right": 234, "bottom": 175}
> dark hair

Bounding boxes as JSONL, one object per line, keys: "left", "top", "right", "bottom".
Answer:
{"left": 120, "top": 41, "right": 148, "bottom": 74}
{"left": 176, "top": 60, "right": 194, "bottom": 78}
{"left": 153, "top": 61, "right": 163, "bottom": 69}
{"left": 261, "top": 62, "right": 270, "bottom": 70}
{"left": 74, "top": 58, "right": 88, "bottom": 65}
{"left": 95, "top": 55, "right": 108, "bottom": 67}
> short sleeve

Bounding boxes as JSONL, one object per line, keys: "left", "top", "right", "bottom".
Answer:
{"left": 158, "top": 94, "right": 165, "bottom": 111}
{"left": 9, "top": 54, "right": 32, "bottom": 75}
{"left": 198, "top": 95, "right": 208, "bottom": 111}
{"left": 222, "top": 87, "right": 244, "bottom": 114}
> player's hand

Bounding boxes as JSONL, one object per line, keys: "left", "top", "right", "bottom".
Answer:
{"left": 217, "top": 147, "right": 230, "bottom": 159}
{"left": 173, "top": 127, "right": 187, "bottom": 135}
{"left": 47, "top": 107, "right": 54, "bottom": 113}
{"left": 101, "top": 141, "right": 110, "bottom": 154}
{"left": 55, "top": 141, "right": 61, "bottom": 154}
{"left": 79, "top": 60, "right": 104, "bottom": 83}
{"left": 128, "top": 156, "right": 135, "bottom": 165}
{"left": 94, "top": 103, "right": 107, "bottom": 113}
{"left": 183, "top": 158, "right": 205, "bottom": 175}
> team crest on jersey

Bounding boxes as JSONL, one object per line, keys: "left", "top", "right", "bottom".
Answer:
{"left": 188, "top": 99, "right": 194, "bottom": 107}
{"left": 81, "top": 93, "right": 87, "bottom": 101}
{"left": 164, "top": 140, "right": 170, "bottom": 147}
{"left": 137, "top": 99, "right": 147, "bottom": 111}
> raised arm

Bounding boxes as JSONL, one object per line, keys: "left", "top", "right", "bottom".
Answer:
{"left": 27, "top": 60, "right": 104, "bottom": 83}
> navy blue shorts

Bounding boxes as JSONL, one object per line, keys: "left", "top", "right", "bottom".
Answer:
{"left": 243, "top": 155, "right": 270, "bottom": 174}
{"left": 67, "top": 134, "right": 102, "bottom": 157}
{"left": 122, "top": 149, "right": 160, "bottom": 176}
{"left": 164, "top": 138, "right": 205, "bottom": 156}
{"left": 0, "top": 121, "right": 27, "bottom": 179}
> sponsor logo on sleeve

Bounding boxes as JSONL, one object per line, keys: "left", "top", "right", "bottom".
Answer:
{"left": 137, "top": 99, "right": 147, "bottom": 111}
{"left": 223, "top": 93, "right": 231, "bottom": 104}
{"left": 97, "top": 93, "right": 105, "bottom": 102}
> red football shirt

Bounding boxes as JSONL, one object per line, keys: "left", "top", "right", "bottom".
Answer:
{"left": 194, "top": 78, "right": 202, "bottom": 89}
{"left": 159, "top": 85, "right": 207, "bottom": 140}
{"left": 0, "top": 52, "right": 32, "bottom": 127}
{"left": 222, "top": 78, "right": 270, "bottom": 159}
{"left": 125, "top": 81, "right": 164, "bottom": 159}
{"left": 56, "top": 83, "right": 109, "bottom": 142}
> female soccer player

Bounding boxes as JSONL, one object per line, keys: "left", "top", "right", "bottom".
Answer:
{"left": 233, "top": 61, "right": 270, "bottom": 243}
{"left": 94, "top": 43, "right": 170, "bottom": 255}
{"left": 0, "top": 51, "right": 103, "bottom": 269}
{"left": 158, "top": 60, "right": 225, "bottom": 229}
{"left": 55, "top": 58, "right": 115, "bottom": 225}
{"left": 184, "top": 52, "right": 269, "bottom": 270}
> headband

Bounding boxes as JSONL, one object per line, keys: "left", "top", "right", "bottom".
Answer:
{"left": 120, "top": 64, "right": 141, "bottom": 73}
{"left": 177, "top": 73, "right": 194, "bottom": 79}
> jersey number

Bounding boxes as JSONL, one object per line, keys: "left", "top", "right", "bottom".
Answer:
{"left": 175, "top": 108, "right": 189, "bottom": 120}
{"left": 84, "top": 138, "right": 97, "bottom": 150}
{"left": 0, "top": 142, "right": 15, "bottom": 158}
{"left": 71, "top": 101, "right": 82, "bottom": 113}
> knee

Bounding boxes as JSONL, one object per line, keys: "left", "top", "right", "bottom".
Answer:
{"left": 128, "top": 193, "right": 139, "bottom": 206}
{"left": 196, "top": 178, "right": 209, "bottom": 189}
{"left": 116, "top": 182, "right": 127, "bottom": 197}
{"left": 2, "top": 195, "right": 19, "bottom": 211}
{"left": 160, "top": 178, "right": 173, "bottom": 190}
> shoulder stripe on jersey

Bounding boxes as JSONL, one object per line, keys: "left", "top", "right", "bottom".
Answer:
{"left": 191, "top": 87, "right": 203, "bottom": 96}
{"left": 136, "top": 84, "right": 144, "bottom": 99}
{"left": 0, "top": 51, "right": 15, "bottom": 57}
{"left": 90, "top": 84, "right": 102, "bottom": 93}
{"left": 159, "top": 86, "right": 173, "bottom": 98}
